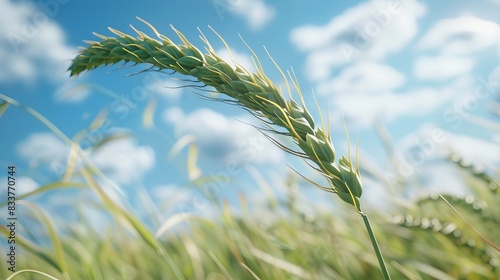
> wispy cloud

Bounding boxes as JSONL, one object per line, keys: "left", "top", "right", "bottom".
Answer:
{"left": 395, "top": 124, "right": 500, "bottom": 172}
{"left": 152, "top": 184, "right": 192, "bottom": 206}
{"left": 163, "top": 107, "right": 284, "bottom": 166}
{"left": 55, "top": 71, "right": 186, "bottom": 104}
{"left": 0, "top": 0, "right": 76, "bottom": 84}
{"left": 290, "top": 0, "right": 426, "bottom": 81}
{"left": 317, "top": 61, "right": 405, "bottom": 95}
{"left": 413, "top": 55, "right": 475, "bottom": 81}
{"left": 91, "top": 139, "right": 155, "bottom": 185}
{"left": 326, "top": 75, "right": 472, "bottom": 128}
{"left": 290, "top": 4, "right": 500, "bottom": 130}
{"left": 0, "top": 176, "right": 39, "bottom": 197}
{"left": 17, "top": 132, "right": 69, "bottom": 170}
{"left": 315, "top": 61, "right": 464, "bottom": 128}
{"left": 489, "top": 65, "right": 500, "bottom": 87}
{"left": 416, "top": 15, "right": 500, "bottom": 55}
{"left": 17, "top": 132, "right": 155, "bottom": 185}
{"left": 383, "top": 124, "right": 500, "bottom": 196}
{"left": 444, "top": 134, "right": 500, "bottom": 167}
{"left": 152, "top": 79, "right": 184, "bottom": 101}
{"left": 228, "top": 0, "right": 275, "bottom": 31}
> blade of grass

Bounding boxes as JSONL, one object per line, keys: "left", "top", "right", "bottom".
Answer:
{"left": 6, "top": 269, "right": 60, "bottom": 280}
{"left": 143, "top": 97, "right": 157, "bottom": 129}
{"left": 18, "top": 200, "right": 70, "bottom": 279}
{"left": 249, "top": 246, "right": 309, "bottom": 278}
{"left": 241, "top": 263, "right": 262, "bottom": 280}
{"left": 0, "top": 93, "right": 125, "bottom": 198}
{"left": 154, "top": 212, "right": 193, "bottom": 238}
{"left": 436, "top": 192, "right": 500, "bottom": 251}
{"left": 208, "top": 251, "right": 234, "bottom": 280}
{"left": 0, "top": 101, "right": 9, "bottom": 117}
{"left": 0, "top": 181, "right": 87, "bottom": 207}
{"left": 80, "top": 168, "right": 186, "bottom": 280}
{"left": 0, "top": 225, "right": 60, "bottom": 271}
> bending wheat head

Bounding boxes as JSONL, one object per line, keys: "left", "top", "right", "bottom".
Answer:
{"left": 68, "top": 18, "right": 364, "bottom": 211}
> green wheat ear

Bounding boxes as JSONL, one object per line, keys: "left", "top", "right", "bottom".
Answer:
{"left": 68, "top": 18, "right": 363, "bottom": 210}
{"left": 68, "top": 18, "right": 392, "bottom": 279}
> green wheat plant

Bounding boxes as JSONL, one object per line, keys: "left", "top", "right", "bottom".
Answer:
{"left": 68, "top": 18, "right": 391, "bottom": 279}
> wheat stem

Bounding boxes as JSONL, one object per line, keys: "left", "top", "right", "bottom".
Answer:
{"left": 361, "top": 212, "right": 391, "bottom": 280}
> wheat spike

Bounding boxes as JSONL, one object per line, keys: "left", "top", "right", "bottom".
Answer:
{"left": 68, "top": 20, "right": 364, "bottom": 210}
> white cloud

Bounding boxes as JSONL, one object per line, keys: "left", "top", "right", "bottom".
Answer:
{"left": 318, "top": 61, "right": 406, "bottom": 95}
{"left": 163, "top": 108, "right": 284, "bottom": 165}
{"left": 385, "top": 124, "right": 499, "bottom": 197}
{"left": 17, "top": 132, "right": 69, "bottom": 170}
{"left": 17, "top": 132, "right": 154, "bottom": 185}
{"left": 0, "top": 0, "right": 76, "bottom": 84}
{"left": 91, "top": 139, "right": 155, "bottom": 185}
{"left": 327, "top": 75, "right": 472, "bottom": 128}
{"left": 445, "top": 134, "right": 500, "bottom": 167}
{"left": 330, "top": 88, "right": 447, "bottom": 127}
{"left": 153, "top": 184, "right": 192, "bottom": 206}
{"left": 301, "top": 49, "right": 349, "bottom": 82}
{"left": 163, "top": 107, "right": 185, "bottom": 124}
{"left": 290, "top": 0, "right": 426, "bottom": 80}
{"left": 488, "top": 65, "right": 500, "bottom": 88}
{"left": 413, "top": 164, "right": 469, "bottom": 196}
{"left": 56, "top": 73, "right": 185, "bottom": 104}
{"left": 314, "top": 60, "right": 463, "bottom": 128}
{"left": 16, "top": 176, "right": 39, "bottom": 195}
{"left": 151, "top": 79, "right": 184, "bottom": 100}
{"left": 225, "top": 0, "right": 275, "bottom": 31}
{"left": 216, "top": 48, "right": 256, "bottom": 73}
{"left": 413, "top": 55, "right": 475, "bottom": 81}
{"left": 0, "top": 176, "right": 39, "bottom": 197}
{"left": 417, "top": 15, "right": 500, "bottom": 55}
{"left": 395, "top": 125, "right": 500, "bottom": 174}
{"left": 151, "top": 184, "right": 220, "bottom": 220}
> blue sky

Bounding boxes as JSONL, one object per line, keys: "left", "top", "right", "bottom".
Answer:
{"left": 0, "top": 0, "right": 499, "bottom": 221}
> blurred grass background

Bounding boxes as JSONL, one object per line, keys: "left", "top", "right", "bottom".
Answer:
{"left": 0, "top": 107, "right": 498, "bottom": 279}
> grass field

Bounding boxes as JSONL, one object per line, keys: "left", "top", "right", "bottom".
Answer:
{"left": 0, "top": 155, "right": 498, "bottom": 279}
